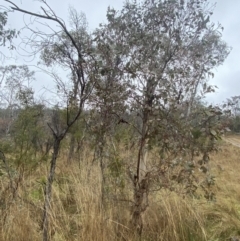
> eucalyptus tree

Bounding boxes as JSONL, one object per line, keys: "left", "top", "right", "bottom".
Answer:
{"left": 87, "top": 34, "right": 132, "bottom": 203}
{"left": 4, "top": 0, "right": 231, "bottom": 238}
{"left": 223, "top": 96, "right": 240, "bottom": 133}
{"left": 95, "top": 0, "right": 230, "bottom": 234}
{"left": 0, "top": 65, "right": 35, "bottom": 135}
{"left": 4, "top": 2, "right": 99, "bottom": 240}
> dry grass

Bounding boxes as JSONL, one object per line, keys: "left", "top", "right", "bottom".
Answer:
{"left": 1, "top": 139, "right": 240, "bottom": 241}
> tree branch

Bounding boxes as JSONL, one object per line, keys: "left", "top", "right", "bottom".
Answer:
{"left": 5, "top": 0, "right": 85, "bottom": 87}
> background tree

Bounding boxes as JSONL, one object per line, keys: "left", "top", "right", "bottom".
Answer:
{"left": 222, "top": 96, "right": 240, "bottom": 133}
{"left": 0, "top": 65, "right": 35, "bottom": 136}
{"left": 86, "top": 36, "right": 131, "bottom": 204}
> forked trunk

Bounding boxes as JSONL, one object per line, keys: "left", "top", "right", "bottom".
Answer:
{"left": 131, "top": 78, "right": 154, "bottom": 236}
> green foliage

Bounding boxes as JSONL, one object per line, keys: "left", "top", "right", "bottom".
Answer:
{"left": 231, "top": 115, "right": 240, "bottom": 133}
{"left": 10, "top": 104, "right": 51, "bottom": 168}
{"left": 221, "top": 96, "right": 240, "bottom": 133}
{"left": 0, "top": 1, "right": 236, "bottom": 239}
{"left": 90, "top": 1, "right": 232, "bottom": 212}
{"left": 192, "top": 128, "right": 202, "bottom": 139}
{"left": 114, "top": 124, "right": 134, "bottom": 146}
{"left": 0, "top": 11, "right": 18, "bottom": 49}
{"left": 108, "top": 154, "right": 123, "bottom": 179}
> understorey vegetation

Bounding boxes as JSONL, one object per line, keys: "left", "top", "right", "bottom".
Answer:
{"left": 0, "top": 0, "right": 239, "bottom": 240}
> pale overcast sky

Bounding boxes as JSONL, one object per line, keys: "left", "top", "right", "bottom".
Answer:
{"left": 2, "top": 0, "right": 240, "bottom": 104}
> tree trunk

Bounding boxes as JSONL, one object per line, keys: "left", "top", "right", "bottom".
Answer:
{"left": 131, "top": 115, "right": 150, "bottom": 236}
{"left": 93, "top": 137, "right": 106, "bottom": 206}
{"left": 130, "top": 77, "right": 155, "bottom": 236}
{"left": 42, "top": 137, "right": 61, "bottom": 241}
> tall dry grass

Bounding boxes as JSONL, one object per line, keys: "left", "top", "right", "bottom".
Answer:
{"left": 1, "top": 141, "right": 240, "bottom": 241}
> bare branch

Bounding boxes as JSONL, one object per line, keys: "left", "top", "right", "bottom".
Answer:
{"left": 5, "top": 0, "right": 85, "bottom": 85}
